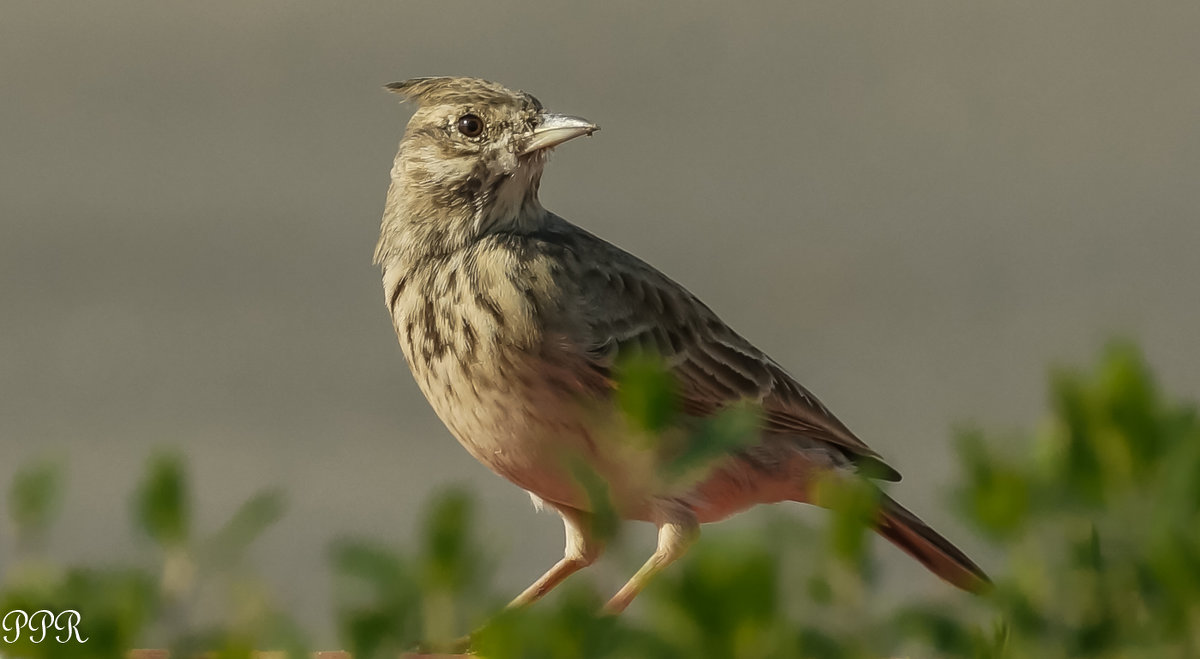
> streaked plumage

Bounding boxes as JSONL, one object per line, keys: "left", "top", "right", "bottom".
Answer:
{"left": 374, "top": 76, "right": 989, "bottom": 613}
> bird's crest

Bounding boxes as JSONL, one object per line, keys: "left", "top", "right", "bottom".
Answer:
{"left": 384, "top": 76, "right": 542, "bottom": 112}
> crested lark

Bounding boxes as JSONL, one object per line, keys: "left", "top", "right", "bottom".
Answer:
{"left": 374, "top": 76, "right": 989, "bottom": 613}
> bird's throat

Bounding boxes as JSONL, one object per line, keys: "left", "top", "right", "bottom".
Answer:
{"left": 375, "top": 163, "right": 548, "bottom": 266}
{"left": 474, "top": 164, "right": 547, "bottom": 237}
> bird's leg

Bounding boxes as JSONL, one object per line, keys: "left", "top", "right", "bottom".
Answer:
{"left": 603, "top": 509, "right": 699, "bottom": 614}
{"left": 508, "top": 504, "right": 604, "bottom": 608}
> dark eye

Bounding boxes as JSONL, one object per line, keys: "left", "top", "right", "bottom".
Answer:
{"left": 456, "top": 114, "right": 484, "bottom": 137}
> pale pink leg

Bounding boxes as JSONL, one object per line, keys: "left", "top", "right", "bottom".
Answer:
{"left": 603, "top": 511, "right": 699, "bottom": 614}
{"left": 508, "top": 505, "right": 604, "bottom": 608}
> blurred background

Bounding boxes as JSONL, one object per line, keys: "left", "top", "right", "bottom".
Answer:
{"left": 2, "top": 0, "right": 1198, "bottom": 645}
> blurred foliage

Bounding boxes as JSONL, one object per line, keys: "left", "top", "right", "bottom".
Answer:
{"left": 330, "top": 490, "right": 497, "bottom": 657}
{"left": 7, "top": 460, "right": 63, "bottom": 552}
{"left": 4, "top": 342, "right": 1200, "bottom": 657}
{"left": 951, "top": 341, "right": 1200, "bottom": 657}
{"left": 615, "top": 352, "right": 680, "bottom": 434}
{"left": 1, "top": 451, "right": 304, "bottom": 659}
{"left": 133, "top": 452, "right": 191, "bottom": 549}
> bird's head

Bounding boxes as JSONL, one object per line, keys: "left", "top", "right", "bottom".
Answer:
{"left": 383, "top": 77, "right": 597, "bottom": 245}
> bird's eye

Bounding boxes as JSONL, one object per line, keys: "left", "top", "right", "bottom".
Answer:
{"left": 456, "top": 114, "right": 484, "bottom": 137}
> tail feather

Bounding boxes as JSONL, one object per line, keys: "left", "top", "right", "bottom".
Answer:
{"left": 875, "top": 495, "right": 991, "bottom": 594}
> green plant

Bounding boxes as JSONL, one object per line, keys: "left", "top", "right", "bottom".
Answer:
{"left": 5, "top": 342, "right": 1199, "bottom": 658}
{"left": 2, "top": 452, "right": 303, "bottom": 659}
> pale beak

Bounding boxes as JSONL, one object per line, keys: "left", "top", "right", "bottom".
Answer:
{"left": 520, "top": 113, "right": 599, "bottom": 155}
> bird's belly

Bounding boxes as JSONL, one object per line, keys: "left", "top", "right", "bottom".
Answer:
{"left": 411, "top": 346, "right": 635, "bottom": 511}
{"left": 398, "top": 321, "right": 826, "bottom": 523}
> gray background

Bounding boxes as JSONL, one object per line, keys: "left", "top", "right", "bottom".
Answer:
{"left": 3, "top": 0, "right": 1198, "bottom": 644}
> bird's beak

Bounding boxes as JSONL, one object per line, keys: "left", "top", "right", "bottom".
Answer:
{"left": 520, "top": 114, "right": 599, "bottom": 155}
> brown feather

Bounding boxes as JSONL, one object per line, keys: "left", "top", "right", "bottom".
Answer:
{"left": 875, "top": 494, "right": 992, "bottom": 593}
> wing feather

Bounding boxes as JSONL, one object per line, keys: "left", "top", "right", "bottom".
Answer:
{"left": 559, "top": 225, "right": 901, "bottom": 482}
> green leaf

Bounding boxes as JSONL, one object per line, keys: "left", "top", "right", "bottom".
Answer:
{"left": 422, "top": 489, "right": 480, "bottom": 592}
{"left": 667, "top": 402, "right": 761, "bottom": 479}
{"left": 330, "top": 538, "right": 423, "bottom": 656}
{"left": 8, "top": 458, "right": 63, "bottom": 545}
{"left": 812, "top": 475, "right": 881, "bottom": 568}
{"left": 133, "top": 451, "right": 190, "bottom": 547}
{"left": 203, "top": 489, "right": 286, "bottom": 568}
{"left": 615, "top": 353, "right": 679, "bottom": 433}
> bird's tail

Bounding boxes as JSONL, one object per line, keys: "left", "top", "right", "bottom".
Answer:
{"left": 874, "top": 494, "right": 992, "bottom": 594}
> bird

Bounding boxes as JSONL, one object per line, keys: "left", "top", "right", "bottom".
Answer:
{"left": 373, "top": 76, "right": 990, "bottom": 614}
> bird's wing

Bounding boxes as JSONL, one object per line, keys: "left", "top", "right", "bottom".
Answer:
{"left": 563, "top": 228, "right": 901, "bottom": 482}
